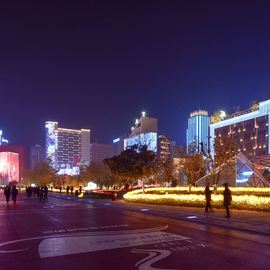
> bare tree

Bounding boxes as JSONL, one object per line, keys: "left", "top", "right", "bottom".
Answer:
{"left": 179, "top": 154, "right": 206, "bottom": 192}
{"left": 201, "top": 137, "right": 236, "bottom": 190}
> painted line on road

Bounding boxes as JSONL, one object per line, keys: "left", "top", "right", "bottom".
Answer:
{"left": 42, "top": 224, "right": 129, "bottom": 234}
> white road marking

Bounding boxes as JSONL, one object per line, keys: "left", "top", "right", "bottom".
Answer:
{"left": 39, "top": 231, "right": 189, "bottom": 258}
{"left": 132, "top": 248, "right": 177, "bottom": 270}
{"left": 0, "top": 226, "right": 168, "bottom": 254}
{"left": 42, "top": 224, "right": 129, "bottom": 234}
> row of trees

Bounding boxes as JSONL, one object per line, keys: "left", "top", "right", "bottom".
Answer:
{"left": 23, "top": 138, "right": 236, "bottom": 190}
{"left": 22, "top": 144, "right": 176, "bottom": 189}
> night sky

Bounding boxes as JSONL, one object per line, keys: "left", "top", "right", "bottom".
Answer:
{"left": 1, "top": 1, "right": 270, "bottom": 154}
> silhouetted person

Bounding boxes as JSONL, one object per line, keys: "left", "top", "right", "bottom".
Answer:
{"left": 44, "top": 186, "right": 48, "bottom": 200}
{"left": 39, "top": 187, "right": 44, "bottom": 201}
{"left": 111, "top": 191, "right": 117, "bottom": 201}
{"left": 70, "top": 186, "right": 74, "bottom": 194}
{"left": 223, "top": 183, "right": 232, "bottom": 218}
{"left": 79, "top": 186, "right": 82, "bottom": 194}
{"left": 205, "top": 182, "right": 213, "bottom": 214}
{"left": 11, "top": 185, "right": 18, "bottom": 203}
{"left": 4, "top": 185, "right": 11, "bottom": 203}
{"left": 36, "top": 186, "right": 40, "bottom": 198}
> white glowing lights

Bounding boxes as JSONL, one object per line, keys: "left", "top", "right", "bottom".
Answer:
{"left": 83, "top": 182, "right": 98, "bottom": 191}
{"left": 124, "top": 132, "right": 157, "bottom": 152}
{"left": 113, "top": 138, "right": 120, "bottom": 143}
{"left": 219, "top": 110, "right": 226, "bottom": 119}
{"left": 0, "top": 130, "right": 9, "bottom": 145}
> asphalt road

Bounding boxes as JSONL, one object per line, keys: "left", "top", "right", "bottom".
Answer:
{"left": 0, "top": 192, "right": 270, "bottom": 270}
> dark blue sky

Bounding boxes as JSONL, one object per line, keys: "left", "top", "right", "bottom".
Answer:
{"left": 1, "top": 1, "right": 270, "bottom": 151}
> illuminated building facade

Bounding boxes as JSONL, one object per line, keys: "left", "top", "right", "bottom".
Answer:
{"left": 124, "top": 112, "right": 158, "bottom": 152}
{"left": 45, "top": 121, "right": 90, "bottom": 175}
{"left": 90, "top": 143, "right": 113, "bottom": 163}
{"left": 186, "top": 110, "right": 210, "bottom": 155}
{"left": 157, "top": 135, "right": 171, "bottom": 163}
{"left": 210, "top": 100, "right": 270, "bottom": 157}
{"left": 0, "top": 145, "right": 25, "bottom": 184}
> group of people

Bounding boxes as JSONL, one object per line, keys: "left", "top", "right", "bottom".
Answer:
{"left": 205, "top": 182, "right": 232, "bottom": 218}
{"left": 4, "top": 185, "right": 18, "bottom": 203}
{"left": 26, "top": 186, "right": 48, "bottom": 201}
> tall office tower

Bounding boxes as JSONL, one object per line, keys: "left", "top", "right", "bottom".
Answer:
{"left": 124, "top": 112, "right": 158, "bottom": 152}
{"left": 157, "top": 135, "right": 171, "bottom": 163}
{"left": 30, "top": 144, "right": 45, "bottom": 169}
{"left": 210, "top": 99, "right": 270, "bottom": 157}
{"left": 186, "top": 110, "right": 210, "bottom": 155}
{"left": 0, "top": 130, "right": 9, "bottom": 145}
{"left": 90, "top": 143, "right": 113, "bottom": 163}
{"left": 45, "top": 121, "right": 90, "bottom": 175}
{"left": 113, "top": 134, "right": 127, "bottom": 156}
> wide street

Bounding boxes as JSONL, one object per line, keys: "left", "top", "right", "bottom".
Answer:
{"left": 0, "top": 192, "right": 270, "bottom": 270}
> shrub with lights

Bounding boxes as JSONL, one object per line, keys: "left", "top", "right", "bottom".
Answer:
{"left": 123, "top": 187, "right": 270, "bottom": 211}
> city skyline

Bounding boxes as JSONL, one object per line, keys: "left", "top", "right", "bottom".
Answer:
{"left": 1, "top": 1, "right": 270, "bottom": 150}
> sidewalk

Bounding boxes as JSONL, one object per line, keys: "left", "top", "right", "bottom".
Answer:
{"left": 49, "top": 192, "right": 270, "bottom": 237}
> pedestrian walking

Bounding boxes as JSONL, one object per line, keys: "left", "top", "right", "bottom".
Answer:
{"left": 44, "top": 186, "right": 48, "bottom": 200}
{"left": 11, "top": 185, "right": 18, "bottom": 203}
{"left": 39, "top": 187, "right": 44, "bottom": 201}
{"left": 205, "top": 182, "right": 213, "bottom": 214}
{"left": 4, "top": 185, "right": 11, "bottom": 203}
{"left": 223, "top": 183, "right": 232, "bottom": 218}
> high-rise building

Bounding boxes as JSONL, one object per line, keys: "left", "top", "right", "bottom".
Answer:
{"left": 45, "top": 121, "right": 90, "bottom": 175}
{"left": 186, "top": 110, "right": 210, "bottom": 155}
{"left": 113, "top": 134, "right": 127, "bottom": 156}
{"left": 30, "top": 144, "right": 45, "bottom": 169}
{"left": 210, "top": 100, "right": 270, "bottom": 156}
{"left": 90, "top": 143, "right": 113, "bottom": 163}
{"left": 157, "top": 135, "right": 171, "bottom": 163}
{"left": 124, "top": 112, "right": 158, "bottom": 152}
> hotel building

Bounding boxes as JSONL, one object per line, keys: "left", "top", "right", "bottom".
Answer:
{"left": 45, "top": 121, "right": 90, "bottom": 175}
{"left": 210, "top": 100, "right": 270, "bottom": 156}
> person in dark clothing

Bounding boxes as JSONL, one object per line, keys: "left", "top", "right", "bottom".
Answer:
{"left": 205, "top": 182, "right": 213, "bottom": 214}
{"left": 4, "top": 185, "right": 11, "bottom": 203}
{"left": 39, "top": 187, "right": 44, "bottom": 201}
{"left": 223, "top": 183, "right": 232, "bottom": 218}
{"left": 44, "top": 186, "right": 48, "bottom": 200}
{"left": 11, "top": 185, "right": 18, "bottom": 203}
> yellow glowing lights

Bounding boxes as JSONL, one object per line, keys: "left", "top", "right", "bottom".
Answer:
{"left": 124, "top": 187, "right": 270, "bottom": 211}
